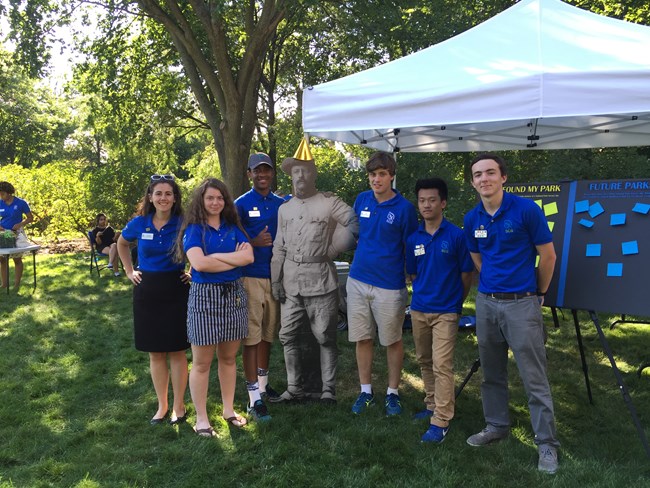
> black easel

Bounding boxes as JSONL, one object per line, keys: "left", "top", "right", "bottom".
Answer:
{"left": 456, "top": 358, "right": 480, "bottom": 399}
{"left": 610, "top": 314, "right": 650, "bottom": 330}
{"left": 587, "top": 310, "right": 650, "bottom": 459}
{"left": 571, "top": 309, "right": 593, "bottom": 404}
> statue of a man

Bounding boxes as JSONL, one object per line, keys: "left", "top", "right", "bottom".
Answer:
{"left": 270, "top": 139, "right": 358, "bottom": 404}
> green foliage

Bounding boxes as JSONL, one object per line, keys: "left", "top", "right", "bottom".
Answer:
{"left": 0, "top": 161, "right": 91, "bottom": 237}
{"left": 0, "top": 48, "right": 75, "bottom": 167}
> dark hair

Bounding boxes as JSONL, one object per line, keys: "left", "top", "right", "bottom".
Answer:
{"left": 95, "top": 213, "right": 106, "bottom": 226}
{"left": 0, "top": 181, "right": 16, "bottom": 194}
{"left": 366, "top": 152, "right": 397, "bottom": 176}
{"left": 175, "top": 178, "right": 246, "bottom": 262}
{"left": 415, "top": 178, "right": 448, "bottom": 202}
{"left": 470, "top": 153, "right": 507, "bottom": 177}
{"left": 140, "top": 179, "right": 183, "bottom": 217}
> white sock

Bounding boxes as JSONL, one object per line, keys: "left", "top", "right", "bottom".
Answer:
{"left": 387, "top": 387, "right": 399, "bottom": 396}
{"left": 361, "top": 384, "right": 372, "bottom": 395}
{"left": 246, "top": 381, "right": 261, "bottom": 406}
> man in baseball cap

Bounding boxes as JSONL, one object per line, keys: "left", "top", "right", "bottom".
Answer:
{"left": 234, "top": 151, "right": 285, "bottom": 421}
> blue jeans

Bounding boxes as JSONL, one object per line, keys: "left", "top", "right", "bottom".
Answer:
{"left": 476, "top": 292, "right": 559, "bottom": 447}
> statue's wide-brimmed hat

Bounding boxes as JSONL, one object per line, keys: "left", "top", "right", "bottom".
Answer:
{"left": 281, "top": 138, "right": 316, "bottom": 174}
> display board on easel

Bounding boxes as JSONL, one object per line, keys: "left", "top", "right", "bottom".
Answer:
{"left": 505, "top": 179, "right": 650, "bottom": 316}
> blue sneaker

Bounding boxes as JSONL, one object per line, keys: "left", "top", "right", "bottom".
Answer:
{"left": 351, "top": 392, "right": 375, "bottom": 414}
{"left": 384, "top": 393, "right": 402, "bottom": 416}
{"left": 247, "top": 399, "right": 271, "bottom": 422}
{"left": 421, "top": 424, "right": 449, "bottom": 443}
{"left": 413, "top": 408, "right": 434, "bottom": 420}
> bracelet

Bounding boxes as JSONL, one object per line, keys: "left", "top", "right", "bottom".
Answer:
{"left": 536, "top": 290, "right": 547, "bottom": 297}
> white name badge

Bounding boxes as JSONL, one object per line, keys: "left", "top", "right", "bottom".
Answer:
{"left": 474, "top": 229, "right": 488, "bottom": 238}
{"left": 360, "top": 210, "right": 371, "bottom": 218}
{"left": 141, "top": 232, "right": 154, "bottom": 240}
{"left": 414, "top": 246, "right": 425, "bottom": 256}
{"left": 248, "top": 210, "right": 261, "bottom": 217}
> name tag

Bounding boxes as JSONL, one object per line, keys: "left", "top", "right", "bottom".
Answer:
{"left": 248, "top": 210, "right": 261, "bottom": 217}
{"left": 360, "top": 210, "right": 371, "bottom": 218}
{"left": 414, "top": 244, "right": 425, "bottom": 256}
{"left": 474, "top": 229, "right": 488, "bottom": 238}
{"left": 141, "top": 232, "right": 154, "bottom": 240}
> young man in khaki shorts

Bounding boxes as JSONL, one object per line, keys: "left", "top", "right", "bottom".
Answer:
{"left": 235, "top": 153, "right": 286, "bottom": 421}
{"left": 347, "top": 152, "right": 418, "bottom": 416}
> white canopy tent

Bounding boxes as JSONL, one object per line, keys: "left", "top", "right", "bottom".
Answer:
{"left": 302, "top": 0, "right": 650, "bottom": 152}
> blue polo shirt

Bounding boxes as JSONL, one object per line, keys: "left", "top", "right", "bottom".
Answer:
{"left": 463, "top": 191, "right": 552, "bottom": 294}
{"left": 0, "top": 196, "right": 30, "bottom": 229}
{"left": 349, "top": 189, "right": 418, "bottom": 290}
{"left": 121, "top": 214, "right": 184, "bottom": 272}
{"left": 235, "top": 188, "right": 284, "bottom": 279}
{"left": 183, "top": 222, "right": 249, "bottom": 284}
{"left": 406, "top": 219, "right": 474, "bottom": 314}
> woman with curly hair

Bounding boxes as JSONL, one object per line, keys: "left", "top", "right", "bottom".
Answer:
{"left": 117, "top": 175, "right": 190, "bottom": 426}
{"left": 176, "top": 178, "right": 253, "bottom": 437}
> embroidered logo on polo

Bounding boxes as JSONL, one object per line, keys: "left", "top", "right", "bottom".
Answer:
{"left": 504, "top": 220, "right": 514, "bottom": 233}
{"left": 441, "top": 240, "right": 450, "bottom": 253}
{"left": 386, "top": 211, "right": 395, "bottom": 224}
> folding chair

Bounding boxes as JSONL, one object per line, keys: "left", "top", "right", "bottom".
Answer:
{"left": 88, "top": 231, "right": 109, "bottom": 277}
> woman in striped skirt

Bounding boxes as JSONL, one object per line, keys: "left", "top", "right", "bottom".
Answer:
{"left": 176, "top": 178, "right": 254, "bottom": 437}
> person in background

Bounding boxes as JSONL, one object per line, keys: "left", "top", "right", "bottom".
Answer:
{"left": 0, "top": 181, "right": 34, "bottom": 290}
{"left": 463, "top": 153, "right": 559, "bottom": 474}
{"left": 178, "top": 178, "right": 253, "bottom": 437}
{"left": 235, "top": 153, "right": 285, "bottom": 421}
{"left": 117, "top": 175, "right": 190, "bottom": 426}
{"left": 90, "top": 213, "right": 121, "bottom": 276}
{"left": 406, "top": 177, "right": 474, "bottom": 443}
{"left": 347, "top": 152, "right": 418, "bottom": 416}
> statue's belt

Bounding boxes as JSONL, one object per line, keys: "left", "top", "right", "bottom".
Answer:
{"left": 287, "top": 254, "right": 327, "bottom": 263}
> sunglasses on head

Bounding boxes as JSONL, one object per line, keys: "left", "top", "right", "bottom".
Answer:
{"left": 150, "top": 174, "right": 175, "bottom": 182}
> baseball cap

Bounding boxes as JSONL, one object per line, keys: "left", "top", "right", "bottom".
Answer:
{"left": 248, "top": 152, "right": 274, "bottom": 170}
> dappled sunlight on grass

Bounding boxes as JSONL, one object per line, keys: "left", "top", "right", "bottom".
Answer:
{"left": 2, "top": 254, "right": 650, "bottom": 486}
{"left": 115, "top": 367, "right": 138, "bottom": 387}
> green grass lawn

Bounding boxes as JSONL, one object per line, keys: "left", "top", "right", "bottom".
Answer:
{"left": 1, "top": 253, "right": 650, "bottom": 487}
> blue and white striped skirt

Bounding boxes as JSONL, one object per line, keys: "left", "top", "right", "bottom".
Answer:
{"left": 187, "top": 280, "right": 248, "bottom": 346}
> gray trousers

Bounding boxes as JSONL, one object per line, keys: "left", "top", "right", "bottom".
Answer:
{"left": 476, "top": 292, "right": 559, "bottom": 447}
{"left": 279, "top": 290, "right": 339, "bottom": 396}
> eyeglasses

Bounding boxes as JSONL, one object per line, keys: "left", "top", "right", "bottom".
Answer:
{"left": 150, "top": 174, "right": 175, "bottom": 182}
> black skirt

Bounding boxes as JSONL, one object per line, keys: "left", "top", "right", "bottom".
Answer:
{"left": 133, "top": 271, "right": 190, "bottom": 352}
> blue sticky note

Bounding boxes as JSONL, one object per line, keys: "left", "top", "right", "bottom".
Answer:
{"left": 610, "top": 213, "right": 626, "bottom": 226}
{"left": 586, "top": 244, "right": 601, "bottom": 257}
{"left": 579, "top": 219, "right": 594, "bottom": 228}
{"left": 607, "top": 263, "right": 623, "bottom": 277}
{"left": 588, "top": 202, "right": 604, "bottom": 218}
{"left": 575, "top": 200, "right": 590, "bottom": 213}
{"left": 622, "top": 241, "right": 639, "bottom": 255}
{"left": 632, "top": 203, "right": 650, "bottom": 215}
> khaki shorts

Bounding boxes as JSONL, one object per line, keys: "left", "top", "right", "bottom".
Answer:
{"left": 242, "top": 277, "right": 280, "bottom": 346}
{"left": 346, "top": 276, "right": 408, "bottom": 346}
